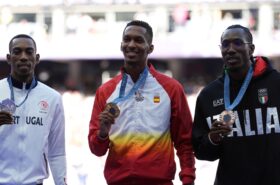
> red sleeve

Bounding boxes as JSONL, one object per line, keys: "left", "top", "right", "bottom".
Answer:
{"left": 88, "top": 87, "right": 110, "bottom": 156}
{"left": 88, "top": 74, "right": 122, "bottom": 156}
{"left": 170, "top": 83, "right": 196, "bottom": 184}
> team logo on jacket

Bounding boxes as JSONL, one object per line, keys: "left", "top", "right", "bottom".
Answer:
{"left": 153, "top": 93, "right": 160, "bottom": 103}
{"left": 38, "top": 100, "right": 49, "bottom": 112}
{"left": 258, "top": 88, "right": 268, "bottom": 104}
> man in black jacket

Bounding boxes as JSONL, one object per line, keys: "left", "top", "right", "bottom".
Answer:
{"left": 192, "top": 24, "right": 280, "bottom": 185}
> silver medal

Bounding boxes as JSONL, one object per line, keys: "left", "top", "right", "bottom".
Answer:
{"left": 1, "top": 98, "right": 16, "bottom": 114}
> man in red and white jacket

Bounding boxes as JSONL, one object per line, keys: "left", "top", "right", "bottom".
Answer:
{"left": 88, "top": 20, "right": 195, "bottom": 185}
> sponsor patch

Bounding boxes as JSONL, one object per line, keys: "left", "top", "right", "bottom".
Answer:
{"left": 213, "top": 98, "right": 224, "bottom": 107}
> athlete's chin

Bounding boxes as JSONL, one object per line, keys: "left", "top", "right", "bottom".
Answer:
{"left": 226, "top": 63, "right": 242, "bottom": 72}
{"left": 17, "top": 72, "right": 33, "bottom": 80}
{"left": 19, "top": 71, "right": 32, "bottom": 77}
{"left": 125, "top": 58, "right": 139, "bottom": 65}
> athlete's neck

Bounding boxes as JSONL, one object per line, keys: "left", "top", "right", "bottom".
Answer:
{"left": 124, "top": 64, "right": 147, "bottom": 83}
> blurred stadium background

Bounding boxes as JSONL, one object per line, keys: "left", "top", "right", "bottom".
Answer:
{"left": 0, "top": 0, "right": 280, "bottom": 184}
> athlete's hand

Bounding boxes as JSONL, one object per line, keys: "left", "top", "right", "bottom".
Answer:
{"left": 208, "top": 120, "right": 232, "bottom": 144}
{"left": 98, "top": 110, "right": 116, "bottom": 139}
{"left": 0, "top": 111, "right": 13, "bottom": 126}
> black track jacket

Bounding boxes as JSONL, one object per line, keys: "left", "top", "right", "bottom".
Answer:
{"left": 192, "top": 56, "right": 280, "bottom": 185}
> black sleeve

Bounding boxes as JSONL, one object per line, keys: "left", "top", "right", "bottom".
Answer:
{"left": 192, "top": 95, "right": 221, "bottom": 161}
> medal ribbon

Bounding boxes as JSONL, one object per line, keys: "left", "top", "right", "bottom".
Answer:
{"left": 7, "top": 76, "right": 36, "bottom": 107}
{"left": 224, "top": 65, "right": 253, "bottom": 110}
{"left": 112, "top": 67, "right": 148, "bottom": 104}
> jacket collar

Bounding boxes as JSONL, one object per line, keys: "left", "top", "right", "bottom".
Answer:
{"left": 9, "top": 76, "right": 37, "bottom": 89}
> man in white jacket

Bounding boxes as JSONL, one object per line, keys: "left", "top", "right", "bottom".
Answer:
{"left": 0, "top": 34, "right": 67, "bottom": 185}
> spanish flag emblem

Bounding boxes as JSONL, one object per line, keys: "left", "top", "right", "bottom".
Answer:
{"left": 153, "top": 94, "right": 160, "bottom": 103}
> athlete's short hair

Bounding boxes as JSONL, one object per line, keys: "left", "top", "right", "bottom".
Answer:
{"left": 9, "top": 34, "right": 37, "bottom": 53}
{"left": 123, "top": 20, "right": 153, "bottom": 44}
{"left": 222, "top": 24, "right": 253, "bottom": 43}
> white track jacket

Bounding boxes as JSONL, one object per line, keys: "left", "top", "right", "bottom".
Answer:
{"left": 0, "top": 77, "right": 66, "bottom": 185}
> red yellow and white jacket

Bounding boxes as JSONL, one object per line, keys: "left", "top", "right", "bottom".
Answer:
{"left": 88, "top": 64, "right": 195, "bottom": 184}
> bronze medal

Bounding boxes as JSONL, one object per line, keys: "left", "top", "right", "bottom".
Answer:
{"left": 218, "top": 110, "right": 235, "bottom": 126}
{"left": 105, "top": 102, "right": 120, "bottom": 118}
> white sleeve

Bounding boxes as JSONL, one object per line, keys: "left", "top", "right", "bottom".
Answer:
{"left": 48, "top": 95, "right": 67, "bottom": 185}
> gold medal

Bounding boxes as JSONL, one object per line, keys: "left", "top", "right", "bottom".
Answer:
{"left": 218, "top": 110, "right": 235, "bottom": 126}
{"left": 105, "top": 102, "right": 120, "bottom": 118}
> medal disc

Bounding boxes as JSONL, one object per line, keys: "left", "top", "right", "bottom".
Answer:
{"left": 1, "top": 98, "right": 16, "bottom": 114}
{"left": 218, "top": 110, "right": 235, "bottom": 126}
{"left": 105, "top": 102, "right": 120, "bottom": 118}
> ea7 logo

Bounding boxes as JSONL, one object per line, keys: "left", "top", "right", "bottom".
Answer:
{"left": 213, "top": 98, "right": 224, "bottom": 107}
{"left": 258, "top": 88, "right": 268, "bottom": 104}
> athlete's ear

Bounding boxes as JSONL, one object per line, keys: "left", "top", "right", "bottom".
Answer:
{"left": 249, "top": 44, "right": 255, "bottom": 55}
{"left": 6, "top": 54, "right": 11, "bottom": 65}
{"left": 35, "top": 54, "right": 40, "bottom": 64}
{"left": 148, "top": 44, "right": 154, "bottom": 54}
